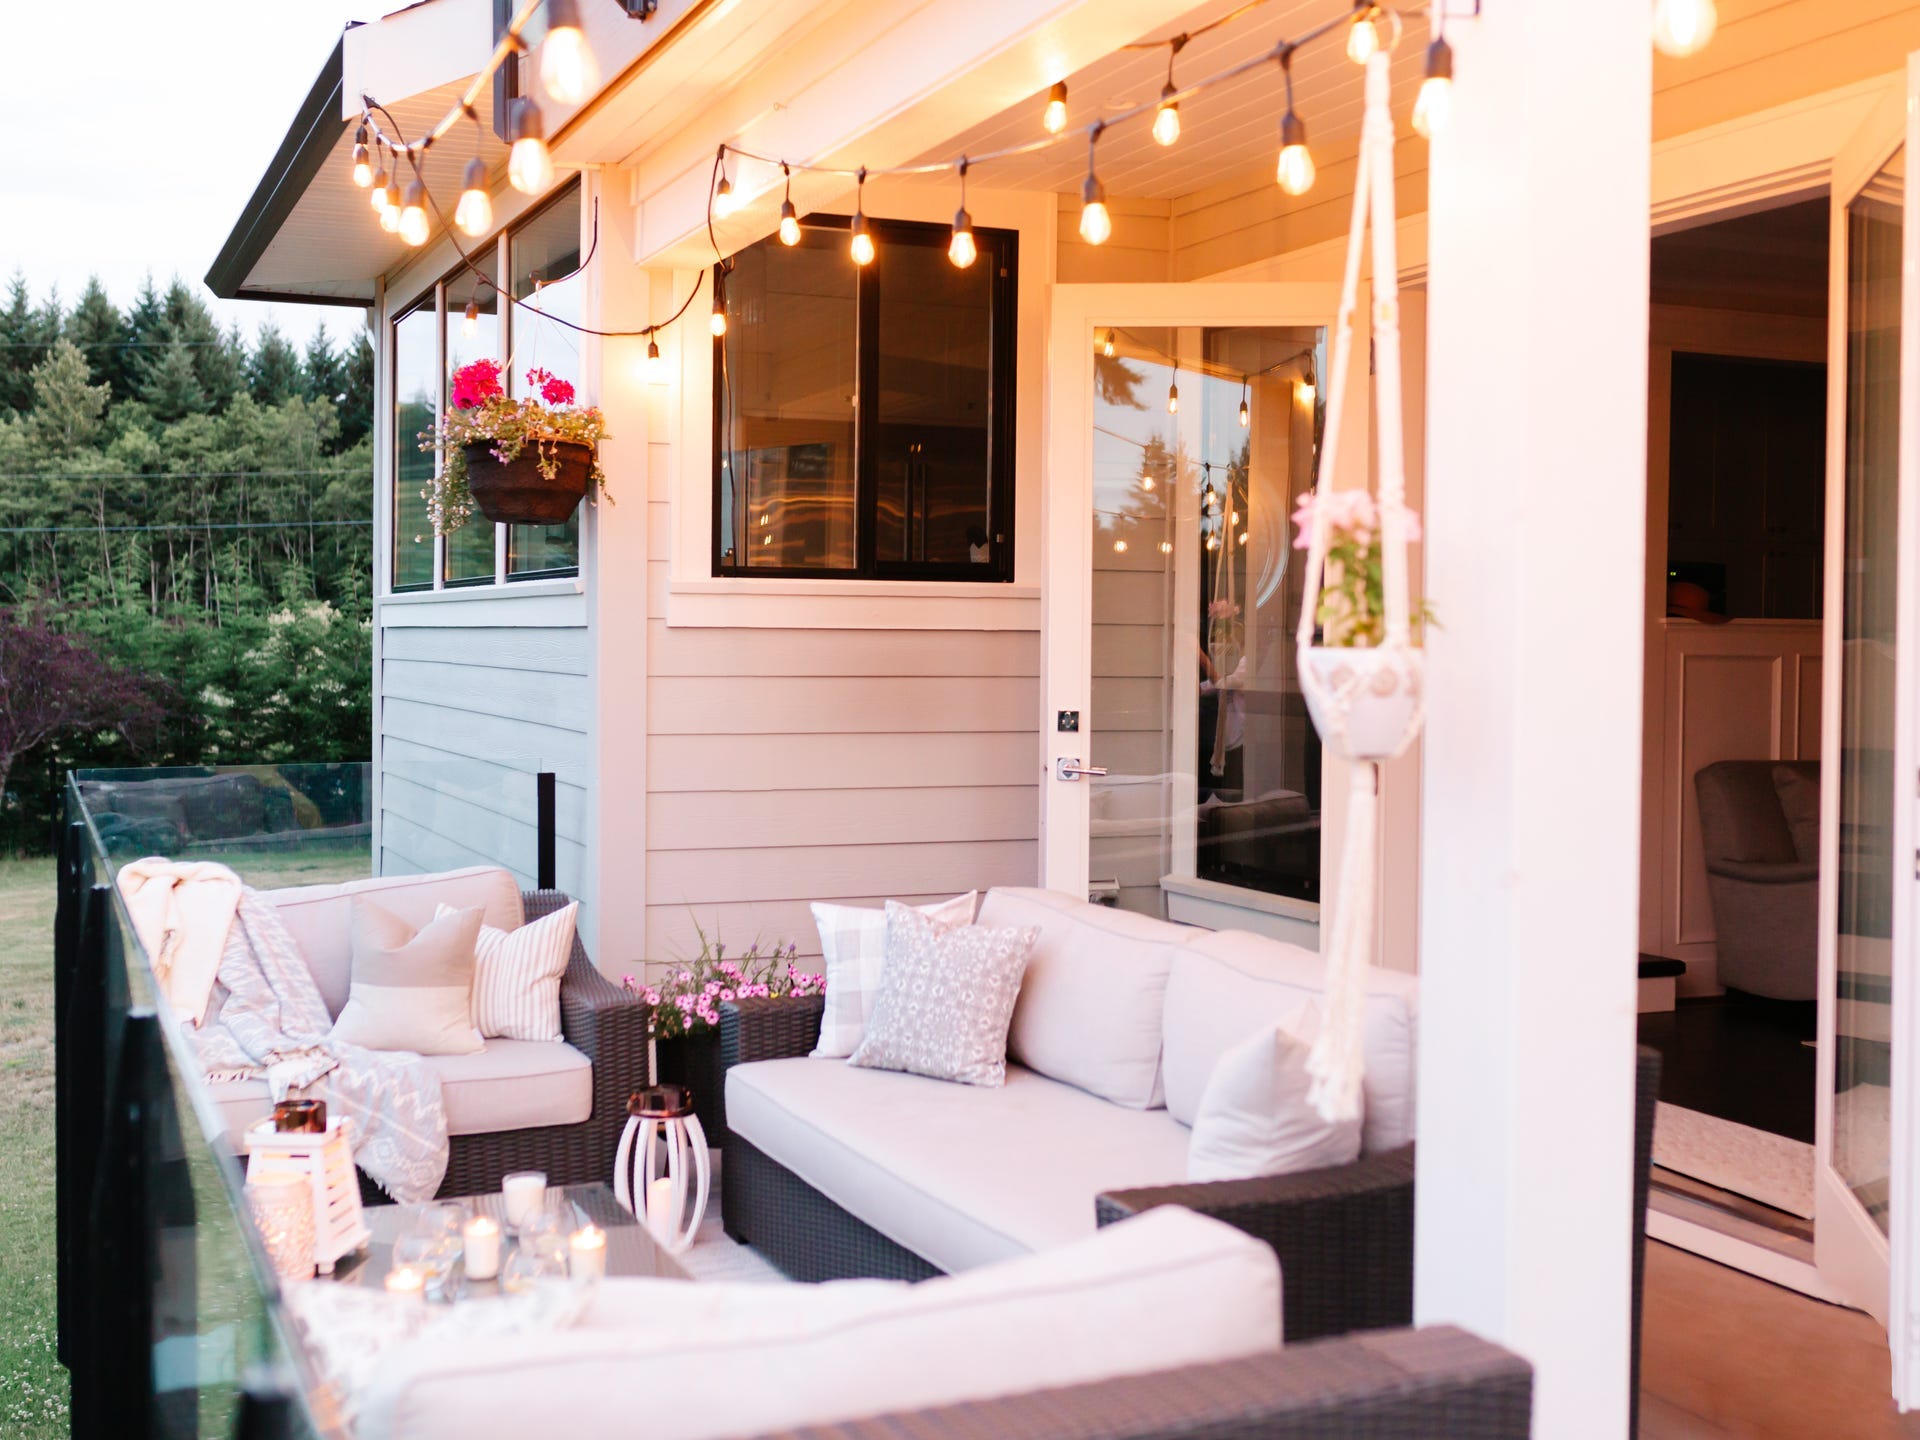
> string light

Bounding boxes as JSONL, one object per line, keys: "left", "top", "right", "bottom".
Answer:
{"left": 1153, "top": 36, "right": 1186, "bottom": 147}
{"left": 1159, "top": 540, "right": 1173, "bottom": 554}
{"left": 539, "top": 0, "right": 598, "bottom": 104}
{"left": 1276, "top": 50, "right": 1315, "bottom": 195}
{"left": 370, "top": 149, "right": 392, "bottom": 213}
{"left": 949, "top": 159, "right": 977, "bottom": 268}
{"left": 1141, "top": 474, "right": 1155, "bottom": 492}
{"left": 1102, "top": 329, "right": 1116, "bottom": 358}
{"left": 507, "top": 98, "right": 555, "bottom": 194}
{"left": 850, "top": 168, "right": 875, "bottom": 266}
{"left": 1413, "top": 36, "right": 1453, "bottom": 139}
{"left": 378, "top": 179, "right": 402, "bottom": 233}
{"left": 1113, "top": 539, "right": 1128, "bottom": 553}
{"left": 644, "top": 336, "right": 668, "bottom": 384}
{"left": 711, "top": 266, "right": 729, "bottom": 336}
{"left": 778, "top": 163, "right": 800, "bottom": 245}
{"left": 463, "top": 300, "right": 479, "bottom": 338}
{"left": 1079, "top": 122, "right": 1112, "bottom": 246}
{"left": 1300, "top": 376, "right": 1317, "bottom": 405}
{"left": 1238, "top": 379, "right": 1250, "bottom": 427}
{"left": 455, "top": 156, "right": 494, "bottom": 237}
{"left": 1652, "top": 0, "right": 1718, "bottom": 56}
{"left": 351, "top": 125, "right": 373, "bottom": 187}
{"left": 713, "top": 148, "right": 739, "bottom": 218}
{"left": 399, "top": 179, "right": 431, "bottom": 246}
{"left": 1346, "top": 5, "right": 1382, "bottom": 64}
{"left": 1167, "top": 372, "right": 1179, "bottom": 415}
{"left": 1043, "top": 81, "right": 1069, "bottom": 135}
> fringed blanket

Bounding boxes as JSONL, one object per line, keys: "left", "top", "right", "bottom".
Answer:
{"left": 195, "top": 890, "right": 450, "bottom": 1203}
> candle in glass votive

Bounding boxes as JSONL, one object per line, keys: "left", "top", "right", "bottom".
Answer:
{"left": 646, "top": 1176, "right": 675, "bottom": 1241}
{"left": 385, "top": 1265, "right": 426, "bottom": 1303}
{"left": 463, "top": 1215, "right": 501, "bottom": 1280}
{"left": 503, "top": 1171, "right": 547, "bottom": 1229}
{"left": 568, "top": 1224, "right": 607, "bottom": 1281}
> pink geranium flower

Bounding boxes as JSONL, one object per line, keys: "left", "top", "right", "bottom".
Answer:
{"left": 451, "top": 358, "right": 504, "bottom": 410}
{"left": 527, "top": 367, "right": 576, "bottom": 407}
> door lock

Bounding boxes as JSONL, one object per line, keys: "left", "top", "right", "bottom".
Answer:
{"left": 1055, "top": 758, "right": 1108, "bottom": 782}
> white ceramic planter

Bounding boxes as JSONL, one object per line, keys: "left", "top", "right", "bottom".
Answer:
{"left": 1299, "top": 645, "right": 1426, "bottom": 762}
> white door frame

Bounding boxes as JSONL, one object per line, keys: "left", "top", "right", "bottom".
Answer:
{"left": 1040, "top": 281, "right": 1346, "bottom": 916}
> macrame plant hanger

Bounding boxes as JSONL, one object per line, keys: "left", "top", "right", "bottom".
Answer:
{"left": 1293, "top": 41, "right": 1428, "bottom": 1124}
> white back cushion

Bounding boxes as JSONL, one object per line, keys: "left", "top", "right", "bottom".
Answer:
{"left": 1187, "top": 1001, "right": 1363, "bottom": 1182}
{"left": 265, "top": 867, "right": 524, "bottom": 1018}
{"left": 984, "top": 887, "right": 1192, "bottom": 1109}
{"left": 1164, "top": 930, "right": 1418, "bottom": 1155}
{"left": 357, "top": 1207, "right": 1281, "bottom": 1440}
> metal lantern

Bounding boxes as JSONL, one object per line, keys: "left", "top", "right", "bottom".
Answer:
{"left": 613, "top": 1084, "right": 710, "bottom": 1254}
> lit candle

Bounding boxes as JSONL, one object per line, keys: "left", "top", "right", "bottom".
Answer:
{"left": 503, "top": 1171, "right": 547, "bottom": 1229}
{"left": 463, "top": 1215, "right": 501, "bottom": 1281}
{"left": 385, "top": 1265, "right": 426, "bottom": 1304}
{"left": 568, "top": 1224, "right": 607, "bottom": 1282}
{"left": 646, "top": 1176, "right": 675, "bottom": 1241}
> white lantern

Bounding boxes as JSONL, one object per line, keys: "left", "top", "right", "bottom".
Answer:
{"left": 612, "top": 1085, "right": 710, "bottom": 1254}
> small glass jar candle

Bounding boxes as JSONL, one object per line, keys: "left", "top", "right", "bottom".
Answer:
{"left": 502, "top": 1171, "right": 547, "bottom": 1230}
{"left": 568, "top": 1224, "right": 607, "bottom": 1282}
{"left": 463, "top": 1215, "right": 502, "bottom": 1281}
{"left": 384, "top": 1265, "right": 426, "bottom": 1304}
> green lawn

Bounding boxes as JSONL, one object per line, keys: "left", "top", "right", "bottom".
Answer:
{"left": 0, "top": 844, "right": 370, "bottom": 1440}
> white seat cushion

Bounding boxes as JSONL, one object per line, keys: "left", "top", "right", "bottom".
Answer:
{"left": 984, "top": 887, "right": 1193, "bottom": 1110}
{"left": 726, "top": 1057, "right": 1192, "bottom": 1272}
{"left": 207, "top": 1039, "right": 591, "bottom": 1151}
{"left": 264, "top": 867, "right": 525, "bottom": 1019}
{"left": 357, "top": 1207, "right": 1282, "bottom": 1440}
{"left": 1165, "top": 931, "right": 1418, "bottom": 1155}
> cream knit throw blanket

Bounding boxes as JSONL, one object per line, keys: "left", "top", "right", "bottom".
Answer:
{"left": 117, "top": 857, "right": 243, "bottom": 1027}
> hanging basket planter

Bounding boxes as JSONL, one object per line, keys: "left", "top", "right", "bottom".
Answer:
{"left": 1300, "top": 645, "right": 1425, "bottom": 763}
{"left": 461, "top": 436, "right": 595, "bottom": 526}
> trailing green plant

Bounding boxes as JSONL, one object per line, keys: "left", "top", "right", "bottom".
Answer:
{"left": 423, "top": 359, "right": 609, "bottom": 535}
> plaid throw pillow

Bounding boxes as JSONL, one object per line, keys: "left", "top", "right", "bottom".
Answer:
{"left": 810, "top": 892, "right": 977, "bottom": 1059}
{"left": 848, "top": 902, "right": 1038, "bottom": 1087}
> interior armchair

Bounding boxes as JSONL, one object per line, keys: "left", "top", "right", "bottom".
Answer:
{"left": 1693, "top": 760, "right": 1820, "bottom": 1001}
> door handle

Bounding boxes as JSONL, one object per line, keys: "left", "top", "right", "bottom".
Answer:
{"left": 1055, "top": 758, "right": 1109, "bottom": 782}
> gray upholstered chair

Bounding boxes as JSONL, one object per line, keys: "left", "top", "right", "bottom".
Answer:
{"left": 1693, "top": 760, "right": 1819, "bottom": 1000}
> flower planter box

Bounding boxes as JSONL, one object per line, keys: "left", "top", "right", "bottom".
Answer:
{"left": 653, "top": 1030, "right": 727, "bottom": 1148}
{"left": 461, "top": 437, "right": 593, "bottom": 526}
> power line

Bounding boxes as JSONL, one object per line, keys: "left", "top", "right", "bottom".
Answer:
{"left": 0, "top": 469, "right": 362, "bottom": 482}
{"left": 0, "top": 520, "right": 372, "bottom": 536}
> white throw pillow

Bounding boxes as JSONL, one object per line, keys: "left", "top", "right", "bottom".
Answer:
{"left": 809, "top": 892, "right": 976, "bottom": 1058}
{"left": 437, "top": 900, "right": 577, "bottom": 1043}
{"left": 1186, "top": 1001, "right": 1362, "bottom": 1183}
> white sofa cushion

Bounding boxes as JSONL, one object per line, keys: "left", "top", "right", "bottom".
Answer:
{"left": 984, "top": 887, "right": 1192, "bottom": 1109}
{"left": 810, "top": 892, "right": 977, "bottom": 1058}
{"left": 1187, "top": 1001, "right": 1362, "bottom": 1182}
{"left": 725, "top": 1056, "right": 1191, "bottom": 1272}
{"left": 265, "top": 867, "right": 525, "bottom": 1019}
{"left": 1164, "top": 931, "right": 1418, "bottom": 1155}
{"left": 357, "top": 1207, "right": 1281, "bottom": 1440}
{"left": 208, "top": 1039, "right": 592, "bottom": 1149}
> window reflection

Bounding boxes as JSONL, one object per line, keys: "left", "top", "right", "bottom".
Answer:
{"left": 444, "top": 254, "right": 501, "bottom": 584}
{"left": 393, "top": 303, "right": 438, "bottom": 590}
{"left": 508, "top": 183, "right": 583, "bottom": 577}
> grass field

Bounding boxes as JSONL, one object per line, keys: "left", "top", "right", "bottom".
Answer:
{"left": 0, "top": 843, "right": 371, "bottom": 1440}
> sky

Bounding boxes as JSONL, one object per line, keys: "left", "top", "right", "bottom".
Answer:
{"left": 2, "top": 1, "right": 384, "bottom": 350}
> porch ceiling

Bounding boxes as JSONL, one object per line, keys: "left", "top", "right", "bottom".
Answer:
{"left": 901, "top": 0, "right": 1427, "bottom": 204}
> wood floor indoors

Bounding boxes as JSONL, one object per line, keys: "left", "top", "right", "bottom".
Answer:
{"left": 1641, "top": 1242, "right": 1920, "bottom": 1438}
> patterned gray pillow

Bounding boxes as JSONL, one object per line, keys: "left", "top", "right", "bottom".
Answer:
{"left": 848, "top": 902, "right": 1038, "bottom": 1087}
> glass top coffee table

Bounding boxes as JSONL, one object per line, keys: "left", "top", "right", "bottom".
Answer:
{"left": 330, "top": 1181, "right": 687, "bottom": 1296}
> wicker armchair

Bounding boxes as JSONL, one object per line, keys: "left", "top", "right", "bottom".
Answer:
{"left": 361, "top": 888, "right": 650, "bottom": 1203}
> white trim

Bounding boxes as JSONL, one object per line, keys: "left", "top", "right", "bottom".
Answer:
{"left": 1646, "top": 1209, "right": 1843, "bottom": 1304}
{"left": 376, "top": 583, "right": 587, "bottom": 628}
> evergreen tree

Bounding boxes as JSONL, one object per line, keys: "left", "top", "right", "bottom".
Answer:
{"left": 65, "top": 277, "right": 129, "bottom": 396}
{"left": 139, "top": 341, "right": 209, "bottom": 423}
{"left": 303, "top": 324, "right": 343, "bottom": 404}
{"left": 160, "top": 278, "right": 244, "bottom": 403}
{"left": 25, "top": 339, "right": 111, "bottom": 456}
{"left": 0, "top": 271, "right": 57, "bottom": 415}
{"left": 248, "top": 321, "right": 304, "bottom": 405}
{"left": 338, "top": 329, "right": 375, "bottom": 451}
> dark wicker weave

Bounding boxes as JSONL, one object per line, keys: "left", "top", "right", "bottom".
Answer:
{"left": 360, "top": 888, "right": 649, "bottom": 1204}
{"left": 748, "top": 1325, "right": 1532, "bottom": 1440}
{"left": 725, "top": 1132, "right": 941, "bottom": 1281}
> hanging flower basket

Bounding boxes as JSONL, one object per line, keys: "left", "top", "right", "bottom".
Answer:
{"left": 462, "top": 436, "right": 595, "bottom": 526}
{"left": 1300, "top": 645, "right": 1425, "bottom": 762}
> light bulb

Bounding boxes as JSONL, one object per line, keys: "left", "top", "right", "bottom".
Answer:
{"left": 1159, "top": 540, "right": 1173, "bottom": 554}
{"left": 507, "top": 100, "right": 554, "bottom": 194}
{"left": 462, "top": 300, "right": 479, "bottom": 338}
{"left": 539, "top": 0, "right": 598, "bottom": 104}
{"left": 378, "top": 184, "right": 402, "bottom": 233}
{"left": 1347, "top": 11, "right": 1380, "bottom": 65}
{"left": 399, "top": 181, "right": 430, "bottom": 246}
{"left": 643, "top": 338, "right": 668, "bottom": 385}
{"left": 1412, "top": 38, "right": 1454, "bottom": 139}
{"left": 1141, "top": 475, "right": 1155, "bottom": 492}
{"left": 455, "top": 157, "right": 494, "bottom": 237}
{"left": 1229, "top": 509, "right": 1240, "bottom": 526}
{"left": 949, "top": 208, "right": 977, "bottom": 268}
{"left": 778, "top": 199, "right": 801, "bottom": 246}
{"left": 351, "top": 143, "right": 373, "bottom": 188}
{"left": 1043, "top": 81, "right": 1069, "bottom": 135}
{"left": 1276, "top": 112, "right": 1315, "bottom": 196}
{"left": 1079, "top": 173, "right": 1111, "bottom": 245}
{"left": 1299, "top": 380, "right": 1316, "bottom": 405}
{"left": 1238, "top": 531, "right": 1249, "bottom": 546}
{"left": 850, "top": 211, "right": 875, "bottom": 266}
{"left": 1113, "top": 539, "right": 1128, "bottom": 554}
{"left": 1653, "top": 0, "right": 1718, "bottom": 56}
{"left": 713, "top": 175, "right": 738, "bottom": 218}
{"left": 1153, "top": 86, "right": 1181, "bottom": 147}
{"left": 371, "top": 165, "right": 391, "bottom": 212}
{"left": 1238, "top": 398, "right": 1249, "bottom": 427}
{"left": 1207, "top": 534, "right": 1219, "bottom": 550}
{"left": 1102, "top": 329, "right": 1115, "bottom": 358}
{"left": 1167, "top": 383, "right": 1179, "bottom": 415}
{"left": 711, "top": 300, "right": 728, "bottom": 337}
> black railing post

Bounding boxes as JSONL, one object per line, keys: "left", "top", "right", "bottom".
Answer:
{"left": 90, "top": 1011, "right": 163, "bottom": 1440}
{"left": 59, "top": 883, "right": 111, "bottom": 1438}
{"left": 537, "top": 770, "right": 557, "bottom": 891}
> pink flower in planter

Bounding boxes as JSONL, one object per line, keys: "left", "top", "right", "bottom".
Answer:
{"left": 525, "top": 367, "right": 577, "bottom": 407}
{"left": 451, "top": 358, "right": 504, "bottom": 410}
{"left": 719, "top": 988, "right": 736, "bottom": 1002}
{"left": 644, "top": 988, "right": 661, "bottom": 1006}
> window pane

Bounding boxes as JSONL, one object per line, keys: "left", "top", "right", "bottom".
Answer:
{"left": 873, "top": 233, "right": 998, "bottom": 569}
{"left": 508, "top": 184, "right": 583, "bottom": 576}
{"left": 445, "top": 258, "right": 501, "bottom": 584}
{"left": 393, "top": 302, "right": 438, "bottom": 590}
{"left": 716, "top": 226, "right": 858, "bottom": 570}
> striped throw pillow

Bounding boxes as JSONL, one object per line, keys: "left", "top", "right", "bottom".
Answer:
{"left": 438, "top": 900, "right": 577, "bottom": 1043}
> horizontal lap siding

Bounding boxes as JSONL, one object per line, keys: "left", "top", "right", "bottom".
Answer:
{"left": 645, "top": 626, "right": 1041, "bottom": 963}
{"left": 379, "top": 625, "right": 591, "bottom": 903}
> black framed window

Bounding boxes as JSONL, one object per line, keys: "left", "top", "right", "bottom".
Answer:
{"left": 713, "top": 217, "right": 1017, "bottom": 580}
